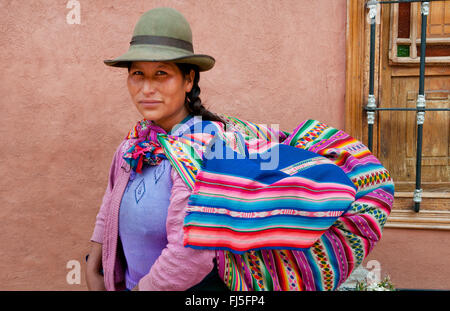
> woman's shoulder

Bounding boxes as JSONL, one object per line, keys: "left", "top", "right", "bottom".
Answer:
{"left": 109, "top": 138, "right": 137, "bottom": 171}
{"left": 117, "top": 138, "right": 135, "bottom": 157}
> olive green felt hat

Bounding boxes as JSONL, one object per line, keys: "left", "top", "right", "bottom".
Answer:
{"left": 104, "top": 7, "right": 215, "bottom": 71}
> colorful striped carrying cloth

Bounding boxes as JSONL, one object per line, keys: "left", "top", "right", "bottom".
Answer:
{"left": 153, "top": 115, "right": 394, "bottom": 291}
{"left": 184, "top": 134, "right": 357, "bottom": 253}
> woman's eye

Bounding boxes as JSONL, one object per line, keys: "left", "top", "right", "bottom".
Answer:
{"left": 130, "top": 70, "right": 167, "bottom": 77}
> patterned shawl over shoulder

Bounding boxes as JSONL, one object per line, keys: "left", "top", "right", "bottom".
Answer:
{"left": 129, "top": 114, "right": 394, "bottom": 291}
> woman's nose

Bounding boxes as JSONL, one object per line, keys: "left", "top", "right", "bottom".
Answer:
{"left": 142, "top": 78, "right": 156, "bottom": 95}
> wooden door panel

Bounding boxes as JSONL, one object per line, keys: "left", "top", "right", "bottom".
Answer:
{"left": 379, "top": 77, "right": 449, "bottom": 193}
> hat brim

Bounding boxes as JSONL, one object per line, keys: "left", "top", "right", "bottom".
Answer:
{"left": 104, "top": 44, "right": 215, "bottom": 72}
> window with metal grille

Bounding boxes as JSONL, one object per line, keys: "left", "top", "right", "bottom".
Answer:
{"left": 390, "top": 1, "right": 450, "bottom": 64}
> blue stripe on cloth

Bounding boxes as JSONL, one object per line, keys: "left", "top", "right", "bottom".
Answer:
{"left": 188, "top": 195, "right": 354, "bottom": 213}
{"left": 303, "top": 250, "right": 324, "bottom": 291}
{"left": 321, "top": 234, "right": 341, "bottom": 290}
{"left": 184, "top": 213, "right": 342, "bottom": 231}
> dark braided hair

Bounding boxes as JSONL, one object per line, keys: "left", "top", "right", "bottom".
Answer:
{"left": 175, "top": 63, "right": 226, "bottom": 126}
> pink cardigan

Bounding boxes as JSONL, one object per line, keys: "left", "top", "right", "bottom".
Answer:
{"left": 91, "top": 140, "right": 216, "bottom": 291}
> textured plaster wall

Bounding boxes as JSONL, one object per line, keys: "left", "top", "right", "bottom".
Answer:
{"left": 0, "top": 0, "right": 348, "bottom": 290}
{"left": 366, "top": 228, "right": 450, "bottom": 290}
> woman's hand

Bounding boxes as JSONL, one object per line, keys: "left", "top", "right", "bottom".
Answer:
{"left": 85, "top": 241, "right": 106, "bottom": 291}
{"left": 86, "top": 270, "right": 106, "bottom": 291}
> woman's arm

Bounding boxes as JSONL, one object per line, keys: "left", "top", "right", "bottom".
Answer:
{"left": 90, "top": 140, "right": 128, "bottom": 243}
{"left": 137, "top": 167, "right": 216, "bottom": 291}
{"left": 87, "top": 140, "right": 129, "bottom": 290}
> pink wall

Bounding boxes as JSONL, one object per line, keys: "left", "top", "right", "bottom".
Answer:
{"left": 366, "top": 228, "right": 450, "bottom": 290}
{"left": 0, "top": 0, "right": 348, "bottom": 290}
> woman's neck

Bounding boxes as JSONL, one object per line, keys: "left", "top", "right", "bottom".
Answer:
{"left": 153, "top": 109, "right": 191, "bottom": 133}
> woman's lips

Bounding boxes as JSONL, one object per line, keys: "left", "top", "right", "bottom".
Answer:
{"left": 139, "top": 100, "right": 162, "bottom": 107}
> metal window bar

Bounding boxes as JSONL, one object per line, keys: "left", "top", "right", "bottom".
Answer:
{"left": 364, "top": 0, "right": 449, "bottom": 212}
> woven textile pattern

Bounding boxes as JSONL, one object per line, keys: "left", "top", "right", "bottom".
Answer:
{"left": 151, "top": 115, "right": 394, "bottom": 291}
{"left": 184, "top": 145, "right": 357, "bottom": 253}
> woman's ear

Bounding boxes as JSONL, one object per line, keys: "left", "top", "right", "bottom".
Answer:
{"left": 185, "top": 69, "right": 195, "bottom": 93}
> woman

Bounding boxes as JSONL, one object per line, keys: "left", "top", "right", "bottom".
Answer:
{"left": 86, "top": 7, "right": 229, "bottom": 291}
{"left": 87, "top": 7, "right": 394, "bottom": 291}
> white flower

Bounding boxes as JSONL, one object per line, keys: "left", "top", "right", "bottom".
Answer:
{"left": 367, "top": 282, "right": 390, "bottom": 291}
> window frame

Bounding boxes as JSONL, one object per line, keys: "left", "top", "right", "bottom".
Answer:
{"left": 389, "top": 2, "right": 450, "bottom": 65}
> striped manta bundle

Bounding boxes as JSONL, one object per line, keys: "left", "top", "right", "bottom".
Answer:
{"left": 184, "top": 134, "right": 358, "bottom": 254}
{"left": 148, "top": 115, "right": 394, "bottom": 291}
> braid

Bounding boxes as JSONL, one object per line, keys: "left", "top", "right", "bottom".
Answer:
{"left": 176, "top": 63, "right": 227, "bottom": 126}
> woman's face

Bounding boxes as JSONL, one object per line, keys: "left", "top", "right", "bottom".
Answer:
{"left": 127, "top": 61, "right": 194, "bottom": 132}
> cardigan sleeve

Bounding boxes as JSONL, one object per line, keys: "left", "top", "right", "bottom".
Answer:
{"left": 90, "top": 140, "right": 128, "bottom": 244}
{"left": 138, "top": 166, "right": 216, "bottom": 291}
